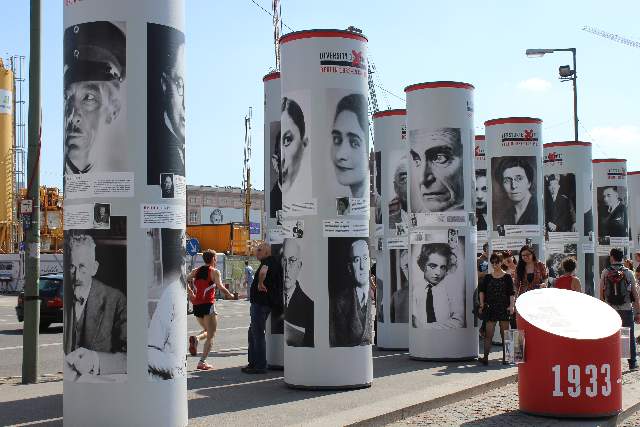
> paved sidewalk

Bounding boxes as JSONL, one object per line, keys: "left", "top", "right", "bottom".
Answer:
{"left": 391, "top": 369, "right": 640, "bottom": 427}
{"left": 0, "top": 344, "right": 515, "bottom": 426}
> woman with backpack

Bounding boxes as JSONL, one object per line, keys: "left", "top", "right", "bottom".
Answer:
{"left": 478, "top": 252, "right": 515, "bottom": 365}
{"left": 553, "top": 257, "right": 582, "bottom": 292}
{"left": 187, "top": 249, "right": 234, "bottom": 370}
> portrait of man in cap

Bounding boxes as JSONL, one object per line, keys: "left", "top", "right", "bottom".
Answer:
{"left": 64, "top": 22, "right": 126, "bottom": 175}
{"left": 147, "top": 24, "right": 186, "bottom": 185}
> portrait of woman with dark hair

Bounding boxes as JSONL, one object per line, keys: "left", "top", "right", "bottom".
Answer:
{"left": 411, "top": 241, "right": 466, "bottom": 329}
{"left": 331, "top": 93, "right": 369, "bottom": 198}
{"left": 281, "top": 96, "right": 309, "bottom": 201}
{"left": 492, "top": 156, "right": 538, "bottom": 228}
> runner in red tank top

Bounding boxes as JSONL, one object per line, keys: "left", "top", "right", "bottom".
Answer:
{"left": 186, "top": 249, "right": 233, "bottom": 370}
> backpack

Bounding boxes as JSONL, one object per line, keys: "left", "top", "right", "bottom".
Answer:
{"left": 604, "top": 267, "right": 631, "bottom": 306}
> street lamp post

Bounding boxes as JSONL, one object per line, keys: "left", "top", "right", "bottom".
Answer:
{"left": 526, "top": 48, "right": 578, "bottom": 142}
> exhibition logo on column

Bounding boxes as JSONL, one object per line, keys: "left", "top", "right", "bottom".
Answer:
{"left": 474, "top": 145, "right": 485, "bottom": 161}
{"left": 543, "top": 151, "right": 563, "bottom": 166}
{"left": 319, "top": 50, "right": 367, "bottom": 76}
{"left": 607, "top": 168, "right": 626, "bottom": 181}
{"left": 401, "top": 125, "right": 407, "bottom": 141}
{"left": 500, "top": 129, "right": 539, "bottom": 147}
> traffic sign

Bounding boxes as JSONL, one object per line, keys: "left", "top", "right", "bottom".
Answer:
{"left": 186, "top": 238, "right": 200, "bottom": 256}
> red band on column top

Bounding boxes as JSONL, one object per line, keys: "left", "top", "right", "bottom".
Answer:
{"left": 280, "top": 30, "right": 368, "bottom": 44}
{"left": 592, "top": 159, "right": 626, "bottom": 164}
{"left": 544, "top": 141, "right": 592, "bottom": 148}
{"left": 485, "top": 117, "right": 542, "bottom": 126}
{"left": 262, "top": 72, "right": 280, "bottom": 82}
{"left": 404, "top": 81, "right": 474, "bottom": 92}
{"left": 372, "top": 109, "right": 406, "bottom": 119}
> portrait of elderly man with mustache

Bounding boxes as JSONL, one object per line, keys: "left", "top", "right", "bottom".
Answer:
{"left": 63, "top": 22, "right": 126, "bottom": 175}
{"left": 409, "top": 128, "right": 464, "bottom": 213}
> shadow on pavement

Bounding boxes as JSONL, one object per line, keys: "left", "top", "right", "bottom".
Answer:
{"left": 0, "top": 393, "right": 62, "bottom": 426}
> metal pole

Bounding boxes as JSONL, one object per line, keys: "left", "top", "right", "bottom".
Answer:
{"left": 22, "top": 0, "right": 41, "bottom": 384}
{"left": 572, "top": 49, "right": 578, "bottom": 142}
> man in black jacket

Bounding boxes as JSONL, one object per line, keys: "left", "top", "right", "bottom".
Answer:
{"left": 243, "top": 243, "right": 282, "bottom": 374}
{"left": 282, "top": 239, "right": 313, "bottom": 347}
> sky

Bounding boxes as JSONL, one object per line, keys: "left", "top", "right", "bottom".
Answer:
{"left": 2, "top": 0, "right": 640, "bottom": 191}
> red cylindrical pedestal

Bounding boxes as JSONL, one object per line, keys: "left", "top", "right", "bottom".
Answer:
{"left": 516, "top": 288, "right": 622, "bottom": 417}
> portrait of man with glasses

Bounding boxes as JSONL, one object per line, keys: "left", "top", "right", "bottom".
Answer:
{"left": 147, "top": 24, "right": 186, "bottom": 185}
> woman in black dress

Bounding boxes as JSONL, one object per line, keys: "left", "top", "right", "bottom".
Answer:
{"left": 479, "top": 252, "right": 515, "bottom": 365}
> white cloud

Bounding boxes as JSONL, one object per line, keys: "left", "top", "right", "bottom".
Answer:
{"left": 517, "top": 77, "right": 552, "bottom": 92}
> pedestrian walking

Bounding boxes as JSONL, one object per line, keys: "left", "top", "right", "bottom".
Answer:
{"left": 553, "top": 257, "right": 582, "bottom": 292}
{"left": 244, "top": 260, "right": 254, "bottom": 300}
{"left": 512, "top": 245, "right": 547, "bottom": 329}
{"left": 243, "top": 243, "right": 283, "bottom": 374}
{"left": 599, "top": 248, "right": 640, "bottom": 371}
{"left": 478, "top": 252, "right": 515, "bottom": 365}
{"left": 187, "top": 250, "right": 234, "bottom": 371}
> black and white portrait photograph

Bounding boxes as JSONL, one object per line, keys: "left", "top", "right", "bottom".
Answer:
{"left": 374, "top": 151, "right": 382, "bottom": 225}
{"left": 93, "top": 203, "right": 110, "bottom": 229}
{"left": 584, "top": 179, "right": 594, "bottom": 238}
{"left": 64, "top": 21, "right": 128, "bottom": 175}
{"left": 147, "top": 23, "right": 185, "bottom": 185}
{"left": 147, "top": 228, "right": 188, "bottom": 380}
{"left": 409, "top": 128, "right": 464, "bottom": 213}
{"left": 282, "top": 238, "right": 314, "bottom": 347}
{"left": 389, "top": 248, "right": 409, "bottom": 323}
{"left": 161, "top": 173, "right": 175, "bottom": 199}
{"left": 291, "top": 220, "right": 304, "bottom": 238}
{"left": 269, "top": 243, "right": 284, "bottom": 334}
{"left": 410, "top": 235, "right": 466, "bottom": 329}
{"left": 388, "top": 151, "right": 408, "bottom": 230}
{"left": 209, "top": 208, "right": 223, "bottom": 224}
{"left": 328, "top": 90, "right": 369, "bottom": 198}
{"left": 491, "top": 156, "right": 538, "bottom": 229}
{"left": 269, "top": 121, "right": 282, "bottom": 218}
{"left": 375, "top": 263, "right": 383, "bottom": 323}
{"left": 544, "top": 173, "right": 576, "bottom": 233}
{"left": 328, "top": 237, "right": 373, "bottom": 347}
{"left": 475, "top": 169, "right": 488, "bottom": 231}
{"left": 337, "top": 197, "right": 351, "bottom": 216}
{"left": 584, "top": 252, "right": 595, "bottom": 296}
{"left": 597, "top": 185, "right": 628, "bottom": 238}
{"left": 281, "top": 93, "right": 312, "bottom": 204}
{"left": 63, "top": 217, "right": 127, "bottom": 382}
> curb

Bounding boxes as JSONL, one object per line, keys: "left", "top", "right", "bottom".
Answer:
{"left": 347, "top": 373, "right": 518, "bottom": 427}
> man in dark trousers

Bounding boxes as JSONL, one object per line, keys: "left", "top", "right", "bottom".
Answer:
{"left": 243, "top": 243, "right": 282, "bottom": 374}
{"left": 544, "top": 174, "right": 575, "bottom": 232}
{"left": 329, "top": 239, "right": 373, "bottom": 347}
{"left": 282, "top": 238, "right": 313, "bottom": 347}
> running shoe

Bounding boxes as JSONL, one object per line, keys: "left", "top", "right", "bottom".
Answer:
{"left": 197, "top": 361, "right": 214, "bottom": 371}
{"left": 188, "top": 336, "right": 198, "bottom": 356}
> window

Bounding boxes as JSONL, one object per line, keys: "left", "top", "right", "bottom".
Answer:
{"left": 188, "top": 196, "right": 197, "bottom": 205}
{"left": 204, "top": 197, "right": 214, "bottom": 205}
{"left": 188, "top": 211, "right": 198, "bottom": 224}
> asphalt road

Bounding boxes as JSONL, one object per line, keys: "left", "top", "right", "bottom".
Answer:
{"left": 0, "top": 295, "right": 250, "bottom": 379}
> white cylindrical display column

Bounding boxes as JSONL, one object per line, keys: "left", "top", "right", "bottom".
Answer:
{"left": 63, "top": 2, "right": 187, "bottom": 426}
{"left": 542, "top": 142, "right": 593, "bottom": 294}
{"left": 404, "top": 82, "right": 478, "bottom": 360}
{"left": 279, "top": 29, "right": 372, "bottom": 388}
{"left": 592, "top": 159, "right": 629, "bottom": 297}
{"left": 374, "top": 109, "right": 409, "bottom": 350}
{"left": 628, "top": 171, "right": 640, "bottom": 260}
{"left": 485, "top": 118, "right": 544, "bottom": 265}
{"left": 263, "top": 71, "right": 284, "bottom": 369}
{"left": 474, "top": 135, "right": 488, "bottom": 252}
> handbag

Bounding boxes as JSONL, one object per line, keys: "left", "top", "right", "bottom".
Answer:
{"left": 478, "top": 304, "right": 490, "bottom": 321}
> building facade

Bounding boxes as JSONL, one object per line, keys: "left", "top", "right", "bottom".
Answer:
{"left": 186, "top": 185, "right": 265, "bottom": 237}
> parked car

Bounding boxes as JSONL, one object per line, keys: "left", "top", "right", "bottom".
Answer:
{"left": 15, "top": 273, "right": 64, "bottom": 330}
